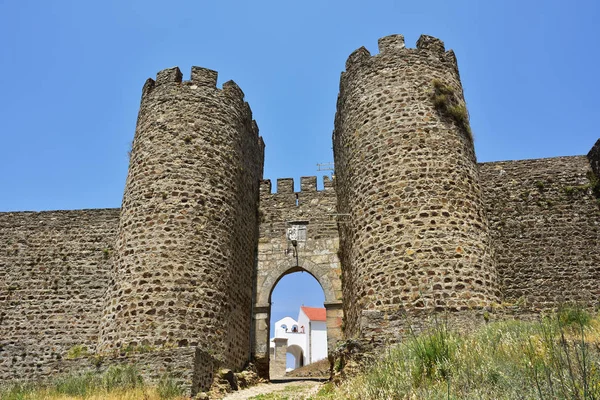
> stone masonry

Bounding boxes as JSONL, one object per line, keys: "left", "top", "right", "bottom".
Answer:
{"left": 333, "top": 34, "right": 499, "bottom": 342}
{"left": 252, "top": 176, "right": 343, "bottom": 377}
{"left": 269, "top": 338, "right": 288, "bottom": 378}
{"left": 0, "top": 209, "right": 118, "bottom": 381}
{"left": 0, "top": 35, "right": 599, "bottom": 392}
{"left": 98, "top": 66, "right": 265, "bottom": 375}
{"left": 480, "top": 155, "right": 600, "bottom": 310}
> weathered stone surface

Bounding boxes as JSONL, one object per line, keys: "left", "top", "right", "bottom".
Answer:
{"left": 329, "top": 339, "right": 374, "bottom": 385}
{"left": 235, "top": 368, "right": 260, "bottom": 389}
{"left": 98, "top": 66, "right": 265, "bottom": 377}
{"left": 269, "top": 338, "right": 288, "bottom": 379}
{"left": 479, "top": 156, "right": 600, "bottom": 310}
{"left": 333, "top": 34, "right": 499, "bottom": 342}
{"left": 0, "top": 209, "right": 119, "bottom": 382}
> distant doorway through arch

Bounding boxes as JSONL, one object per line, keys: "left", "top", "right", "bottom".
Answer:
{"left": 268, "top": 272, "right": 324, "bottom": 378}
{"left": 252, "top": 260, "right": 344, "bottom": 379}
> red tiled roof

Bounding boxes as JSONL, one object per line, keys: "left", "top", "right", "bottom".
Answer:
{"left": 301, "top": 306, "right": 326, "bottom": 321}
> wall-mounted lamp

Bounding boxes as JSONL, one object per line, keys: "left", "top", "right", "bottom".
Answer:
{"left": 287, "top": 227, "right": 299, "bottom": 266}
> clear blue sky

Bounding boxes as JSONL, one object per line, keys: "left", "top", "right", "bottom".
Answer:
{"left": 1, "top": 0, "right": 599, "bottom": 365}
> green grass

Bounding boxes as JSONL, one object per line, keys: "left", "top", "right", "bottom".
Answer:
{"left": 316, "top": 309, "right": 600, "bottom": 399}
{"left": 0, "top": 365, "right": 183, "bottom": 400}
{"left": 65, "top": 345, "right": 89, "bottom": 360}
{"left": 564, "top": 172, "right": 600, "bottom": 198}
{"left": 248, "top": 393, "right": 288, "bottom": 399}
{"left": 156, "top": 373, "right": 184, "bottom": 399}
{"left": 100, "top": 364, "right": 144, "bottom": 392}
{"left": 249, "top": 384, "right": 307, "bottom": 400}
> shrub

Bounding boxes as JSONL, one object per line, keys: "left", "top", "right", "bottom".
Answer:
{"left": 588, "top": 170, "right": 600, "bottom": 197}
{"left": 557, "top": 305, "right": 591, "bottom": 329}
{"left": 535, "top": 181, "right": 545, "bottom": 190}
{"left": 431, "top": 80, "right": 473, "bottom": 141}
{"left": 334, "top": 357, "right": 344, "bottom": 373}
{"left": 65, "top": 344, "right": 89, "bottom": 359}
{"left": 315, "top": 382, "right": 335, "bottom": 397}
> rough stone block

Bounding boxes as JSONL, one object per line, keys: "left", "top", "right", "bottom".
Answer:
{"left": 191, "top": 66, "right": 218, "bottom": 87}
{"left": 156, "top": 66, "right": 183, "bottom": 85}
{"left": 378, "top": 34, "right": 405, "bottom": 53}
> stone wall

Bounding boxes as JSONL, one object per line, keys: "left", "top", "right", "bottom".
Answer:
{"left": 252, "top": 176, "right": 343, "bottom": 378}
{"left": 0, "top": 209, "right": 119, "bottom": 381}
{"left": 479, "top": 155, "right": 600, "bottom": 310}
{"left": 269, "top": 338, "right": 287, "bottom": 379}
{"left": 98, "top": 66, "right": 265, "bottom": 374}
{"left": 332, "top": 34, "right": 498, "bottom": 342}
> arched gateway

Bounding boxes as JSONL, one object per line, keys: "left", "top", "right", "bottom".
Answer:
{"left": 252, "top": 177, "right": 344, "bottom": 378}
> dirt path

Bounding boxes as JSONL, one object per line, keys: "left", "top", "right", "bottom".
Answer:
{"left": 221, "top": 378, "right": 324, "bottom": 399}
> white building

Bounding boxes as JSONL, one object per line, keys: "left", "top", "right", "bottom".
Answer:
{"left": 270, "top": 306, "right": 328, "bottom": 370}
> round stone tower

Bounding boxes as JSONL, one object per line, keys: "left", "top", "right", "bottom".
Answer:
{"left": 99, "top": 66, "right": 264, "bottom": 370}
{"left": 333, "top": 35, "right": 498, "bottom": 340}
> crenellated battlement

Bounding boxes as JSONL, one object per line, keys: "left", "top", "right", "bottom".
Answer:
{"left": 276, "top": 178, "right": 294, "bottom": 194}
{"left": 344, "top": 46, "right": 371, "bottom": 71}
{"left": 343, "top": 34, "right": 457, "bottom": 72}
{"left": 258, "top": 176, "right": 336, "bottom": 216}
{"left": 260, "top": 176, "right": 334, "bottom": 196}
{"left": 139, "top": 66, "right": 262, "bottom": 148}
{"left": 157, "top": 66, "right": 182, "bottom": 84}
{"left": 145, "top": 66, "right": 217, "bottom": 88}
{"left": 191, "top": 66, "right": 218, "bottom": 86}
{"left": 142, "top": 66, "right": 250, "bottom": 106}
{"left": 377, "top": 34, "right": 406, "bottom": 52}
{"left": 415, "top": 34, "right": 445, "bottom": 52}
{"left": 258, "top": 175, "right": 337, "bottom": 230}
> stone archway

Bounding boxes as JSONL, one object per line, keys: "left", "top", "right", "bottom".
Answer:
{"left": 252, "top": 258, "right": 343, "bottom": 379}
{"left": 257, "top": 257, "right": 337, "bottom": 306}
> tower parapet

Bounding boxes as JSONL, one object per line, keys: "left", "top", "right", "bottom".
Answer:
{"left": 333, "top": 35, "right": 499, "bottom": 341}
{"left": 99, "top": 66, "right": 264, "bottom": 372}
{"left": 588, "top": 139, "right": 600, "bottom": 178}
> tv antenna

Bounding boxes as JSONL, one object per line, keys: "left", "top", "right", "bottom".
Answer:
{"left": 317, "top": 162, "right": 334, "bottom": 172}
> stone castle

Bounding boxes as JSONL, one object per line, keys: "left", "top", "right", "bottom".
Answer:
{"left": 1, "top": 34, "right": 599, "bottom": 395}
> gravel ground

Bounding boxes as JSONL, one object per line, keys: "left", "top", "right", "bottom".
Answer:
{"left": 221, "top": 378, "right": 325, "bottom": 399}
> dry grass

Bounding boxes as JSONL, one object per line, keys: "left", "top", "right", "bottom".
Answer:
{"left": 1, "top": 387, "right": 186, "bottom": 400}
{"left": 0, "top": 365, "right": 185, "bottom": 400}
{"left": 431, "top": 79, "right": 473, "bottom": 141}
{"left": 314, "top": 308, "right": 600, "bottom": 399}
